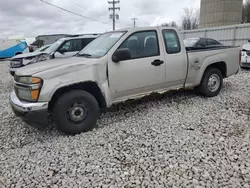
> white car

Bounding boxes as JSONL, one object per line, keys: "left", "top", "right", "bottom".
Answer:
{"left": 241, "top": 40, "right": 250, "bottom": 68}
{"left": 9, "top": 35, "right": 98, "bottom": 76}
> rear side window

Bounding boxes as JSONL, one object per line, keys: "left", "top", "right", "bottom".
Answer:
{"left": 59, "top": 39, "right": 82, "bottom": 52}
{"left": 162, "top": 29, "right": 181, "bottom": 54}
{"left": 82, "top": 38, "right": 95, "bottom": 48}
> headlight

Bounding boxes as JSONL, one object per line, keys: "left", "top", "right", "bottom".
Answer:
{"left": 14, "top": 76, "right": 43, "bottom": 101}
{"left": 30, "top": 54, "right": 50, "bottom": 64}
{"left": 18, "top": 76, "right": 41, "bottom": 84}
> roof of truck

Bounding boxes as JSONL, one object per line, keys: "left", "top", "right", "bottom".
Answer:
{"left": 108, "top": 26, "right": 179, "bottom": 33}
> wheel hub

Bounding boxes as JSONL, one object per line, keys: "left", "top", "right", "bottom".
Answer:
{"left": 208, "top": 74, "right": 220, "bottom": 92}
{"left": 67, "top": 102, "right": 87, "bottom": 123}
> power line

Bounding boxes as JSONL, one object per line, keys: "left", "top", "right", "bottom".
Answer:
{"left": 108, "top": 0, "right": 120, "bottom": 30}
{"left": 131, "top": 18, "right": 138, "bottom": 27}
{"left": 40, "top": 0, "right": 110, "bottom": 25}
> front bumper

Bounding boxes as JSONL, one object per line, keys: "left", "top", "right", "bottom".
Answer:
{"left": 10, "top": 91, "right": 49, "bottom": 128}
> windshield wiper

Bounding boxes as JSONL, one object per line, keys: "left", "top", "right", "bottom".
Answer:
{"left": 77, "top": 53, "right": 92, "bottom": 57}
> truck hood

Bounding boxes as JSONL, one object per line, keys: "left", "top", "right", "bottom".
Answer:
{"left": 12, "top": 51, "right": 45, "bottom": 59}
{"left": 15, "top": 57, "right": 96, "bottom": 76}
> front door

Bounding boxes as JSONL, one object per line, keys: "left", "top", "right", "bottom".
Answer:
{"left": 108, "top": 30, "right": 166, "bottom": 101}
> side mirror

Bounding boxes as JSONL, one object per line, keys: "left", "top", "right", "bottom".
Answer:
{"left": 58, "top": 48, "right": 67, "bottom": 54}
{"left": 112, "top": 48, "right": 131, "bottom": 63}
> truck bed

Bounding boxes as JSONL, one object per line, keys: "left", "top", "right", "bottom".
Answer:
{"left": 185, "top": 45, "right": 240, "bottom": 88}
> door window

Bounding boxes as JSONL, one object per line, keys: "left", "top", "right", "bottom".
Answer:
{"left": 59, "top": 39, "right": 82, "bottom": 52}
{"left": 118, "top": 31, "right": 160, "bottom": 59}
{"left": 162, "top": 29, "right": 181, "bottom": 54}
{"left": 81, "top": 38, "right": 95, "bottom": 49}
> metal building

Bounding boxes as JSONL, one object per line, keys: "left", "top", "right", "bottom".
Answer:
{"left": 180, "top": 23, "right": 250, "bottom": 46}
{"left": 200, "top": 0, "right": 243, "bottom": 28}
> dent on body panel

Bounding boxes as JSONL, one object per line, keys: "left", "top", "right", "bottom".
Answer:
{"left": 39, "top": 62, "right": 110, "bottom": 102}
{"left": 92, "top": 61, "right": 112, "bottom": 107}
{"left": 38, "top": 65, "right": 96, "bottom": 101}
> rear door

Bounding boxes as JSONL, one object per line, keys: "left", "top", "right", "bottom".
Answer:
{"left": 54, "top": 39, "right": 82, "bottom": 58}
{"left": 108, "top": 29, "right": 166, "bottom": 100}
{"left": 162, "top": 29, "right": 187, "bottom": 87}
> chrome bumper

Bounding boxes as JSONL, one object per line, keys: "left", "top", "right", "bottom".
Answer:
{"left": 10, "top": 91, "right": 48, "bottom": 112}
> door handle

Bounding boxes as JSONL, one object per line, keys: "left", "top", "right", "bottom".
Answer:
{"left": 151, "top": 59, "right": 164, "bottom": 66}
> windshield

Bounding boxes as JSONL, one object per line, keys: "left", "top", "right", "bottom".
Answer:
{"left": 44, "top": 39, "right": 64, "bottom": 53}
{"left": 184, "top": 38, "right": 199, "bottom": 47}
{"left": 78, "top": 32, "right": 125, "bottom": 58}
{"left": 34, "top": 45, "right": 50, "bottom": 52}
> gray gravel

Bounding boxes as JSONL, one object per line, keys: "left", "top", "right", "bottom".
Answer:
{"left": 0, "top": 61, "right": 250, "bottom": 188}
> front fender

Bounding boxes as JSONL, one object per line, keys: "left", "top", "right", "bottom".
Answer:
{"left": 36, "top": 63, "right": 111, "bottom": 106}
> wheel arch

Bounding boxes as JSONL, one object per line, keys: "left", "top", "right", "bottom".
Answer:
{"left": 48, "top": 81, "right": 107, "bottom": 112}
{"left": 197, "top": 61, "right": 227, "bottom": 85}
{"left": 205, "top": 61, "right": 227, "bottom": 78}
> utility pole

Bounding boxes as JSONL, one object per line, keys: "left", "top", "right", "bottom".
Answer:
{"left": 131, "top": 18, "right": 138, "bottom": 28}
{"left": 108, "top": 0, "right": 120, "bottom": 30}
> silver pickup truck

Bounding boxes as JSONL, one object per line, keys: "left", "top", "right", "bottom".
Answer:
{"left": 10, "top": 27, "right": 240, "bottom": 135}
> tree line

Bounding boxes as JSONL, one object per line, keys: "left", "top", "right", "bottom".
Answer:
{"left": 165, "top": 0, "right": 250, "bottom": 30}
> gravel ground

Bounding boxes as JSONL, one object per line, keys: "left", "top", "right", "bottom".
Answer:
{"left": 0, "top": 62, "right": 250, "bottom": 188}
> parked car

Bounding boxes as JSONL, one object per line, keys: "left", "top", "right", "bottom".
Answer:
{"left": 10, "top": 26, "right": 240, "bottom": 135}
{"left": 240, "top": 40, "right": 250, "bottom": 68}
{"left": 29, "top": 44, "right": 50, "bottom": 54}
{"left": 9, "top": 35, "right": 98, "bottom": 76}
{"left": 0, "top": 39, "right": 28, "bottom": 59}
{"left": 184, "top": 38, "right": 223, "bottom": 49}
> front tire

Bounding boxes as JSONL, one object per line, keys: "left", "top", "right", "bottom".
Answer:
{"left": 197, "top": 67, "right": 223, "bottom": 97}
{"left": 53, "top": 90, "right": 100, "bottom": 135}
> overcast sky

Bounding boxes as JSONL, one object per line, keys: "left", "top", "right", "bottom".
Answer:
{"left": 0, "top": 0, "right": 200, "bottom": 38}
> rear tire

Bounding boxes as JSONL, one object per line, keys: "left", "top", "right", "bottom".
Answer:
{"left": 53, "top": 90, "right": 100, "bottom": 135}
{"left": 197, "top": 67, "right": 223, "bottom": 97}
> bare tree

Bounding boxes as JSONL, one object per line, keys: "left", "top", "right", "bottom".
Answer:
{"left": 162, "top": 21, "right": 178, "bottom": 28}
{"left": 242, "top": 0, "right": 250, "bottom": 23}
{"left": 182, "top": 8, "right": 199, "bottom": 30}
{"left": 169, "top": 21, "right": 178, "bottom": 27}
{"left": 162, "top": 23, "right": 169, "bottom": 27}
